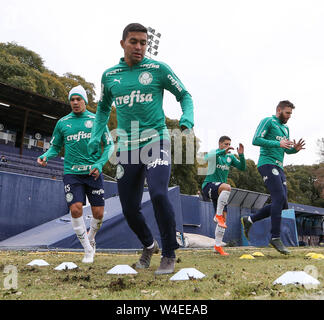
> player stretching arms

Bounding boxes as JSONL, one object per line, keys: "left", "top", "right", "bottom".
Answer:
{"left": 38, "top": 85, "right": 114, "bottom": 263}
{"left": 241, "top": 100, "right": 305, "bottom": 255}
{"left": 202, "top": 136, "right": 246, "bottom": 255}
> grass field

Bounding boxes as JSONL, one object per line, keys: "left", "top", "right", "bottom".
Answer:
{"left": 1, "top": 246, "right": 324, "bottom": 300}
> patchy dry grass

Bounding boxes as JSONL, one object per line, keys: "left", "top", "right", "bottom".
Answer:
{"left": 0, "top": 247, "right": 324, "bottom": 300}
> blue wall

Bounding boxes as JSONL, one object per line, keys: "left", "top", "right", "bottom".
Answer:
{"left": 0, "top": 171, "right": 303, "bottom": 248}
{"left": 182, "top": 199, "right": 243, "bottom": 246}
{"left": 0, "top": 171, "right": 68, "bottom": 241}
{"left": 181, "top": 201, "right": 298, "bottom": 247}
{"left": 0, "top": 171, "right": 119, "bottom": 241}
{"left": 51, "top": 187, "right": 183, "bottom": 250}
{"left": 240, "top": 209, "right": 298, "bottom": 247}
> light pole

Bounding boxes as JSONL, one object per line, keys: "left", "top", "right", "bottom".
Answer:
{"left": 146, "top": 26, "right": 161, "bottom": 58}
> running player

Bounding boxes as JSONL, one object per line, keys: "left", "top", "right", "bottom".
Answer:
{"left": 37, "top": 85, "right": 114, "bottom": 263}
{"left": 241, "top": 100, "right": 305, "bottom": 255}
{"left": 88, "top": 23, "right": 194, "bottom": 274}
{"left": 202, "top": 136, "right": 246, "bottom": 255}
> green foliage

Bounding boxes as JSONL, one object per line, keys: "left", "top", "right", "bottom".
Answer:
{"left": 166, "top": 117, "right": 200, "bottom": 195}
{"left": 1, "top": 41, "right": 322, "bottom": 206}
{"left": 318, "top": 138, "right": 324, "bottom": 163}
{"left": 0, "top": 42, "right": 45, "bottom": 72}
{"left": 313, "top": 166, "right": 324, "bottom": 207}
{"left": 0, "top": 42, "right": 96, "bottom": 107}
{"left": 229, "top": 159, "right": 267, "bottom": 193}
{"left": 285, "top": 164, "right": 320, "bottom": 206}
{"left": 227, "top": 160, "right": 324, "bottom": 208}
{"left": 59, "top": 72, "right": 96, "bottom": 109}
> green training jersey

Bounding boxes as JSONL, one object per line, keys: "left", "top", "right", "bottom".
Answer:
{"left": 252, "top": 115, "right": 297, "bottom": 169}
{"left": 40, "top": 110, "right": 114, "bottom": 175}
{"left": 88, "top": 57, "right": 194, "bottom": 153}
{"left": 202, "top": 149, "right": 246, "bottom": 190}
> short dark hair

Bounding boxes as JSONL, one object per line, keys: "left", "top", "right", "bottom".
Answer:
{"left": 276, "top": 100, "right": 295, "bottom": 111}
{"left": 219, "top": 136, "right": 231, "bottom": 143}
{"left": 122, "top": 23, "right": 147, "bottom": 41}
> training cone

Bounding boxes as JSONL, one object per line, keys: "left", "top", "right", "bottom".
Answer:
{"left": 54, "top": 262, "right": 78, "bottom": 270}
{"left": 27, "top": 259, "right": 50, "bottom": 266}
{"left": 170, "top": 268, "right": 206, "bottom": 281}
{"left": 306, "top": 253, "right": 324, "bottom": 260}
{"left": 305, "top": 252, "right": 317, "bottom": 257}
{"left": 107, "top": 265, "right": 138, "bottom": 275}
{"left": 273, "top": 271, "right": 320, "bottom": 286}
{"left": 252, "top": 252, "right": 265, "bottom": 257}
{"left": 239, "top": 254, "right": 255, "bottom": 260}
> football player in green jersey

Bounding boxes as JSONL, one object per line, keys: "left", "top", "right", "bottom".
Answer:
{"left": 202, "top": 136, "right": 246, "bottom": 255}
{"left": 88, "top": 23, "right": 194, "bottom": 274}
{"left": 241, "top": 100, "right": 305, "bottom": 254}
{"left": 37, "top": 85, "right": 114, "bottom": 263}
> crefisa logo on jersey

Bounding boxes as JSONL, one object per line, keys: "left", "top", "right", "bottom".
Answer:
{"left": 139, "top": 72, "right": 153, "bottom": 85}
{"left": 84, "top": 120, "right": 93, "bottom": 129}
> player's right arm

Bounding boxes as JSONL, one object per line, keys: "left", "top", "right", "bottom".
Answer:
{"left": 204, "top": 148, "right": 233, "bottom": 161}
{"left": 204, "top": 148, "right": 232, "bottom": 177}
{"left": 252, "top": 117, "right": 282, "bottom": 148}
{"left": 88, "top": 72, "right": 113, "bottom": 155}
{"left": 37, "top": 121, "right": 64, "bottom": 166}
{"left": 230, "top": 143, "right": 246, "bottom": 171}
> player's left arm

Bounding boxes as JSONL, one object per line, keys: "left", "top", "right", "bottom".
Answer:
{"left": 160, "top": 62, "right": 194, "bottom": 131}
{"left": 89, "top": 126, "right": 114, "bottom": 180}
{"left": 231, "top": 143, "right": 246, "bottom": 171}
{"left": 38, "top": 121, "right": 64, "bottom": 166}
{"left": 88, "top": 72, "right": 113, "bottom": 156}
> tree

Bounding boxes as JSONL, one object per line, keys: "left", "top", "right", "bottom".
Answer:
{"left": 228, "top": 160, "right": 324, "bottom": 208}
{"left": 228, "top": 159, "right": 267, "bottom": 193}
{"left": 317, "top": 138, "right": 324, "bottom": 163}
{"left": 0, "top": 42, "right": 45, "bottom": 72}
{"left": 312, "top": 163, "right": 324, "bottom": 207}
{"left": 0, "top": 42, "right": 96, "bottom": 106}
{"left": 59, "top": 73, "right": 96, "bottom": 110}
{"left": 166, "top": 118, "right": 200, "bottom": 195}
{"left": 285, "top": 164, "right": 324, "bottom": 207}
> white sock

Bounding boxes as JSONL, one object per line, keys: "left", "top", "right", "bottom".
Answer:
{"left": 216, "top": 191, "right": 231, "bottom": 216}
{"left": 88, "top": 217, "right": 103, "bottom": 242}
{"left": 215, "top": 224, "right": 226, "bottom": 246}
{"left": 71, "top": 216, "right": 92, "bottom": 252}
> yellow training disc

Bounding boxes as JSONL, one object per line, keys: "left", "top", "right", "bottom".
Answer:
{"left": 239, "top": 254, "right": 255, "bottom": 259}
{"left": 252, "top": 252, "right": 265, "bottom": 257}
